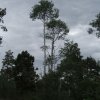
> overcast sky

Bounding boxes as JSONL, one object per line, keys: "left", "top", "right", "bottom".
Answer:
{"left": 0, "top": 0, "right": 100, "bottom": 74}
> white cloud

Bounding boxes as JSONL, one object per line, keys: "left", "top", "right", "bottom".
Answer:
{"left": 68, "top": 24, "right": 100, "bottom": 59}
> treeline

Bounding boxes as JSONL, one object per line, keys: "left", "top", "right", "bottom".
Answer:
{"left": 0, "top": 41, "right": 100, "bottom": 100}
{"left": 0, "top": 50, "right": 38, "bottom": 100}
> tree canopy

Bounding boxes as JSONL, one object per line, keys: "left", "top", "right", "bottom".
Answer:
{"left": 89, "top": 13, "right": 100, "bottom": 38}
{"left": 14, "top": 51, "right": 38, "bottom": 93}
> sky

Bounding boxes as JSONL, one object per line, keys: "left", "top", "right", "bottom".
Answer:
{"left": 0, "top": 0, "right": 100, "bottom": 74}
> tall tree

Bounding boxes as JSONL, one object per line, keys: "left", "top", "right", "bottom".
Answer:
{"left": 1, "top": 50, "right": 16, "bottom": 100}
{"left": 30, "top": 0, "right": 59, "bottom": 74}
{"left": 46, "top": 19, "right": 69, "bottom": 71}
{"left": 58, "top": 40, "right": 83, "bottom": 100}
{"left": 14, "top": 51, "right": 38, "bottom": 93}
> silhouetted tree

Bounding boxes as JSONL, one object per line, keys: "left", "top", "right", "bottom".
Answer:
{"left": 59, "top": 40, "right": 82, "bottom": 61}
{"left": 14, "top": 51, "right": 38, "bottom": 93}
{"left": 58, "top": 40, "right": 83, "bottom": 100}
{"left": 0, "top": 73, "right": 16, "bottom": 100}
{"left": 0, "top": 8, "right": 7, "bottom": 45}
{"left": 2, "top": 50, "right": 15, "bottom": 80}
{"left": 46, "top": 19, "right": 69, "bottom": 70}
{"left": 88, "top": 13, "right": 100, "bottom": 38}
{"left": 80, "top": 57, "right": 100, "bottom": 100}
{"left": 57, "top": 40, "right": 100, "bottom": 100}
{"left": 30, "top": 0, "right": 59, "bottom": 74}
{"left": 0, "top": 50, "right": 16, "bottom": 100}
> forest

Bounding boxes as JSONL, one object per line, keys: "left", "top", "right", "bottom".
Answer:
{"left": 0, "top": 0, "right": 100, "bottom": 100}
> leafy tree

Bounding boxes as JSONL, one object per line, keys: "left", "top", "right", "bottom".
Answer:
{"left": 83, "top": 57, "right": 100, "bottom": 80}
{"left": 58, "top": 41, "right": 83, "bottom": 100}
{"left": 46, "top": 19, "right": 69, "bottom": 71}
{"left": 59, "top": 40, "right": 82, "bottom": 61}
{"left": 35, "top": 71, "right": 61, "bottom": 100}
{"left": 30, "top": 0, "right": 59, "bottom": 74}
{"left": 2, "top": 50, "right": 15, "bottom": 68}
{"left": 88, "top": 13, "right": 100, "bottom": 38}
{"left": 0, "top": 8, "right": 7, "bottom": 45}
{"left": 0, "top": 73, "right": 16, "bottom": 100}
{"left": 0, "top": 50, "right": 16, "bottom": 100}
{"left": 14, "top": 51, "right": 38, "bottom": 93}
{"left": 46, "top": 19, "right": 69, "bottom": 70}
{"left": 57, "top": 40, "right": 100, "bottom": 100}
{"left": 87, "top": 12, "right": 100, "bottom": 100}
{"left": 2, "top": 50, "right": 15, "bottom": 80}
{"left": 0, "top": 8, "right": 7, "bottom": 30}
{"left": 80, "top": 57, "right": 100, "bottom": 100}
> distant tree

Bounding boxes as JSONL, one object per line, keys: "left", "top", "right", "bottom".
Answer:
{"left": 1, "top": 50, "right": 15, "bottom": 80}
{"left": 14, "top": 51, "right": 38, "bottom": 93}
{"left": 46, "top": 19, "right": 69, "bottom": 71}
{"left": 0, "top": 8, "right": 7, "bottom": 45}
{"left": 30, "top": 0, "right": 59, "bottom": 74}
{"left": 88, "top": 13, "right": 100, "bottom": 38}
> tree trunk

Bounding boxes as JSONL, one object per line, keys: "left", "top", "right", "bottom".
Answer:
{"left": 51, "top": 39, "right": 54, "bottom": 70}
{"left": 43, "top": 21, "right": 46, "bottom": 75}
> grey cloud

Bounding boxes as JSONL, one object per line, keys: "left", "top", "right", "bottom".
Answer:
{"left": 68, "top": 24, "right": 100, "bottom": 60}
{"left": 54, "top": 0, "right": 100, "bottom": 26}
{"left": 0, "top": 0, "right": 100, "bottom": 69}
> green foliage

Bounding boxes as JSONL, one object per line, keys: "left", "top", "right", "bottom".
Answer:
{"left": 59, "top": 40, "right": 82, "bottom": 61}
{"left": 0, "top": 51, "right": 39, "bottom": 100}
{"left": 2, "top": 50, "right": 15, "bottom": 69}
{"left": 0, "top": 8, "right": 7, "bottom": 45}
{"left": 0, "top": 43, "right": 100, "bottom": 100}
{"left": 83, "top": 57, "right": 100, "bottom": 79}
{"left": 0, "top": 8, "right": 7, "bottom": 31}
{"left": 58, "top": 42, "right": 83, "bottom": 100}
{"left": 89, "top": 13, "right": 100, "bottom": 37}
{"left": 35, "top": 71, "right": 61, "bottom": 100}
{"left": 30, "top": 0, "right": 59, "bottom": 21}
{"left": 30, "top": 0, "right": 59, "bottom": 74}
{"left": 46, "top": 19, "right": 69, "bottom": 40}
{"left": 0, "top": 72, "right": 16, "bottom": 100}
{"left": 46, "top": 19, "right": 69, "bottom": 71}
{"left": 14, "top": 51, "right": 38, "bottom": 93}
{"left": 58, "top": 40, "right": 100, "bottom": 100}
{"left": 2, "top": 50, "right": 15, "bottom": 80}
{"left": 0, "top": 2, "right": 100, "bottom": 100}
